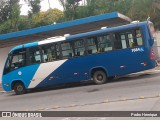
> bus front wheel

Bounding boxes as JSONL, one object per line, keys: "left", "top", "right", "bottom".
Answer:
{"left": 93, "top": 70, "right": 107, "bottom": 85}
{"left": 13, "top": 82, "right": 26, "bottom": 95}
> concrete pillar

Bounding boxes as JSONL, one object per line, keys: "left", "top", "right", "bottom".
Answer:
{"left": 156, "top": 31, "right": 160, "bottom": 61}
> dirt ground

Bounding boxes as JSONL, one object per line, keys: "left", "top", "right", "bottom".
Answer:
{"left": 0, "top": 83, "right": 2, "bottom": 91}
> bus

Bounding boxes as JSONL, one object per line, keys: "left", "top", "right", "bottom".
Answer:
{"left": 2, "top": 21, "right": 156, "bottom": 95}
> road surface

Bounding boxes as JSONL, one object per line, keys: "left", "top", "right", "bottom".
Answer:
{"left": 0, "top": 68, "right": 160, "bottom": 120}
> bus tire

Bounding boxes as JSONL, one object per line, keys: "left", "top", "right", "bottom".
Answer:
{"left": 93, "top": 70, "right": 107, "bottom": 85}
{"left": 13, "top": 82, "right": 26, "bottom": 95}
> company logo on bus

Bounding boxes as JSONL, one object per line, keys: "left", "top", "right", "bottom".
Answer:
{"left": 131, "top": 47, "right": 144, "bottom": 52}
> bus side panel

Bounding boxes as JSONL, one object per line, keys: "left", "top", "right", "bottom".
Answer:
{"left": 2, "top": 64, "right": 40, "bottom": 91}
{"left": 35, "top": 58, "right": 90, "bottom": 88}
{"left": 35, "top": 45, "right": 156, "bottom": 89}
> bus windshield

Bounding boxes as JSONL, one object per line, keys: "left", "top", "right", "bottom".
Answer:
{"left": 3, "top": 49, "right": 26, "bottom": 75}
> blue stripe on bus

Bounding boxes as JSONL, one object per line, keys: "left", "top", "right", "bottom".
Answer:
{"left": 9, "top": 42, "right": 38, "bottom": 53}
{"left": 24, "top": 42, "right": 38, "bottom": 48}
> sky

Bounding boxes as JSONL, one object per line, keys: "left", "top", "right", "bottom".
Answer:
{"left": 20, "top": 0, "right": 63, "bottom": 15}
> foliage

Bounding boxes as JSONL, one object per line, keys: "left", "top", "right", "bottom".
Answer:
{"left": 1, "top": 0, "right": 160, "bottom": 34}
{"left": 58, "top": 0, "right": 82, "bottom": 20}
{"left": 0, "top": 0, "right": 20, "bottom": 34}
{"left": 25, "top": 0, "right": 41, "bottom": 17}
{"left": 18, "top": 15, "right": 32, "bottom": 30}
{"left": 10, "top": 2, "right": 21, "bottom": 32}
{"left": 76, "top": 0, "right": 160, "bottom": 29}
{"left": 32, "top": 8, "right": 64, "bottom": 27}
{"left": 0, "top": 0, "right": 19, "bottom": 22}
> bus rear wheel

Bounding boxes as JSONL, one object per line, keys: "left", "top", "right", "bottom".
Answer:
{"left": 13, "top": 82, "right": 26, "bottom": 95}
{"left": 93, "top": 70, "right": 107, "bottom": 85}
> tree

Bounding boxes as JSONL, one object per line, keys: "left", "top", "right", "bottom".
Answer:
{"left": 0, "top": 0, "right": 20, "bottom": 34}
{"left": 23, "top": 0, "right": 41, "bottom": 17}
{"left": 0, "top": 0, "right": 10, "bottom": 22}
{"left": 58, "top": 0, "right": 82, "bottom": 20}
{"left": 10, "top": 2, "right": 21, "bottom": 32}
{"left": 127, "top": 0, "right": 160, "bottom": 29}
{"left": 32, "top": 8, "right": 64, "bottom": 27}
{"left": 21, "top": 0, "right": 41, "bottom": 28}
{"left": 18, "top": 15, "right": 31, "bottom": 30}
{"left": 0, "top": 0, "right": 19, "bottom": 22}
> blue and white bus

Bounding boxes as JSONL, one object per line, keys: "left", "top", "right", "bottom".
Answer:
{"left": 2, "top": 21, "right": 156, "bottom": 94}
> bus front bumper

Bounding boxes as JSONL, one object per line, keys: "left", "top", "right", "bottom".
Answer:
{"left": 2, "top": 82, "right": 12, "bottom": 92}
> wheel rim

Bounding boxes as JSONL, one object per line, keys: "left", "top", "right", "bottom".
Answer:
{"left": 97, "top": 74, "right": 103, "bottom": 81}
{"left": 17, "top": 85, "right": 23, "bottom": 92}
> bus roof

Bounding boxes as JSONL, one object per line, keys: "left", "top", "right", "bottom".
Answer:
{"left": 67, "top": 21, "right": 147, "bottom": 40}
{"left": 9, "top": 21, "right": 147, "bottom": 53}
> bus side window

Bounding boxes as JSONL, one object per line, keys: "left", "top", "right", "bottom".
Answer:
{"left": 127, "top": 33, "right": 135, "bottom": 47}
{"left": 61, "top": 42, "right": 74, "bottom": 59}
{"left": 120, "top": 33, "right": 127, "bottom": 49}
{"left": 97, "top": 34, "right": 113, "bottom": 52}
{"left": 42, "top": 44, "right": 56, "bottom": 62}
{"left": 55, "top": 44, "right": 61, "bottom": 59}
{"left": 113, "top": 33, "right": 122, "bottom": 49}
{"left": 136, "top": 29, "right": 143, "bottom": 46}
{"left": 74, "top": 40, "right": 85, "bottom": 56}
{"left": 86, "top": 37, "right": 97, "bottom": 54}
{"left": 29, "top": 47, "right": 41, "bottom": 64}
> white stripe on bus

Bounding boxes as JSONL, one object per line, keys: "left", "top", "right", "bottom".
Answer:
{"left": 28, "top": 59, "right": 67, "bottom": 88}
{"left": 38, "top": 37, "right": 65, "bottom": 45}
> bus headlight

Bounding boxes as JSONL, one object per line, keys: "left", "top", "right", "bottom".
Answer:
{"left": 4, "top": 83, "right": 9, "bottom": 87}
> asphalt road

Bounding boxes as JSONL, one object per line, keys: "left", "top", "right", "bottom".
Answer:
{"left": 0, "top": 69, "right": 160, "bottom": 120}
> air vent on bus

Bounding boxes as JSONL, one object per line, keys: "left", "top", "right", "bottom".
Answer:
{"left": 45, "top": 36, "right": 63, "bottom": 40}
{"left": 64, "top": 34, "right": 70, "bottom": 37}
{"left": 101, "top": 27, "right": 107, "bottom": 29}
{"left": 131, "top": 21, "right": 139, "bottom": 24}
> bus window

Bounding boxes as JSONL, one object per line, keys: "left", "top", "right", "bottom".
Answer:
{"left": 61, "top": 42, "right": 74, "bottom": 59}
{"left": 6, "top": 49, "right": 26, "bottom": 72}
{"left": 127, "top": 33, "right": 134, "bottom": 47}
{"left": 97, "top": 34, "right": 112, "bottom": 52}
{"left": 29, "top": 47, "right": 41, "bottom": 64}
{"left": 41, "top": 44, "right": 56, "bottom": 62}
{"left": 74, "top": 40, "right": 85, "bottom": 56}
{"left": 86, "top": 37, "right": 97, "bottom": 54}
{"left": 116, "top": 29, "right": 143, "bottom": 49}
{"left": 135, "top": 29, "right": 143, "bottom": 46}
{"left": 56, "top": 44, "right": 61, "bottom": 59}
{"left": 113, "top": 34, "right": 122, "bottom": 49}
{"left": 120, "top": 33, "right": 127, "bottom": 49}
